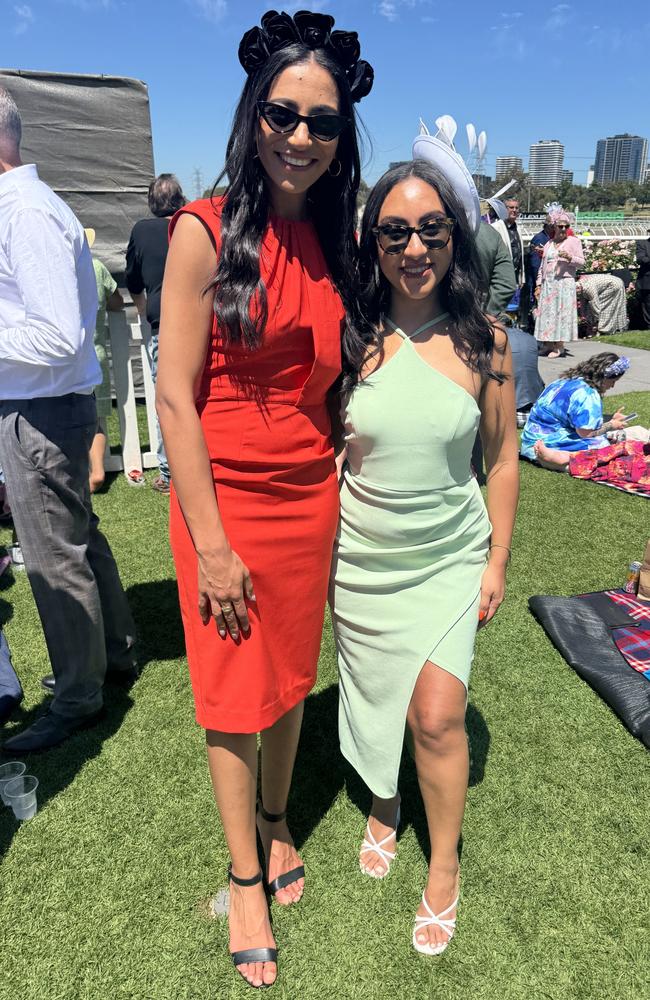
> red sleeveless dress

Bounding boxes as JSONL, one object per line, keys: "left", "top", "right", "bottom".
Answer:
{"left": 168, "top": 198, "right": 343, "bottom": 732}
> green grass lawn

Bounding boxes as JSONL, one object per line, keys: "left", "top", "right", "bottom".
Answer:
{"left": 598, "top": 328, "right": 650, "bottom": 351}
{"left": 1, "top": 394, "right": 649, "bottom": 1000}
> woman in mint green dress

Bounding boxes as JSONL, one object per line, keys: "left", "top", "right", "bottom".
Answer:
{"left": 331, "top": 160, "right": 519, "bottom": 956}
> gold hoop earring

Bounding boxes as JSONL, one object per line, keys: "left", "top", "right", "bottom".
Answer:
{"left": 328, "top": 158, "right": 342, "bottom": 177}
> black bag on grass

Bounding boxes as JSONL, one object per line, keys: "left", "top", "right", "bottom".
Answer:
{"left": 528, "top": 594, "right": 650, "bottom": 749}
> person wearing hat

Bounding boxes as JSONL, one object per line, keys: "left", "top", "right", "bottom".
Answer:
{"left": 534, "top": 208, "right": 584, "bottom": 357}
{"left": 85, "top": 228, "right": 124, "bottom": 493}
{"left": 636, "top": 228, "right": 650, "bottom": 329}
{"left": 525, "top": 215, "right": 555, "bottom": 325}
{"left": 0, "top": 86, "right": 137, "bottom": 753}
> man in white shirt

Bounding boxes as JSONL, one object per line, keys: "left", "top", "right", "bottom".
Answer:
{"left": 0, "top": 86, "right": 137, "bottom": 752}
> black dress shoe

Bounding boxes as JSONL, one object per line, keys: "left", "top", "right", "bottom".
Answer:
{"left": 2, "top": 706, "right": 103, "bottom": 753}
{"left": 105, "top": 663, "right": 140, "bottom": 689}
{"left": 41, "top": 664, "right": 140, "bottom": 695}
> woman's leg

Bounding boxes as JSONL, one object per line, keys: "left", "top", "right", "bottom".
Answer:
{"left": 407, "top": 661, "right": 467, "bottom": 951}
{"left": 533, "top": 440, "right": 573, "bottom": 472}
{"left": 258, "top": 701, "right": 306, "bottom": 905}
{"left": 89, "top": 425, "right": 106, "bottom": 493}
{"left": 206, "top": 730, "right": 277, "bottom": 988}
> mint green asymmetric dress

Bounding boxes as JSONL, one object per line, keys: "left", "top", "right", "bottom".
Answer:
{"left": 330, "top": 321, "right": 492, "bottom": 799}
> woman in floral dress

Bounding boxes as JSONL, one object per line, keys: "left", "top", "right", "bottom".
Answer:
{"left": 534, "top": 209, "right": 584, "bottom": 358}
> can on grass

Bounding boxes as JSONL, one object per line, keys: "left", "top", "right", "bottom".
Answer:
{"left": 624, "top": 561, "right": 642, "bottom": 595}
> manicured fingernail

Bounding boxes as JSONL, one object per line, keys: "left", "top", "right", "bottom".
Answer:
{"left": 478, "top": 610, "right": 487, "bottom": 621}
{"left": 219, "top": 629, "right": 226, "bottom": 638}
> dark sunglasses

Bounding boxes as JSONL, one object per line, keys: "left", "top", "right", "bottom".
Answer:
{"left": 556, "top": 223, "right": 570, "bottom": 230}
{"left": 257, "top": 101, "right": 349, "bottom": 142}
{"left": 372, "top": 219, "right": 455, "bottom": 254}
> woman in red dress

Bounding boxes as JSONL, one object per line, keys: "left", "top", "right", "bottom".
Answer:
{"left": 156, "top": 11, "right": 373, "bottom": 990}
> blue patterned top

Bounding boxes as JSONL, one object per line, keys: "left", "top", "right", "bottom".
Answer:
{"left": 520, "top": 377, "right": 607, "bottom": 459}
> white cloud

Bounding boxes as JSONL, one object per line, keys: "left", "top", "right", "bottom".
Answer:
{"left": 14, "top": 2, "right": 34, "bottom": 33}
{"left": 545, "top": 3, "right": 572, "bottom": 31}
{"left": 378, "top": 0, "right": 429, "bottom": 21}
{"left": 188, "top": 0, "right": 227, "bottom": 24}
{"left": 378, "top": 1, "right": 398, "bottom": 20}
{"left": 56, "top": 0, "right": 113, "bottom": 10}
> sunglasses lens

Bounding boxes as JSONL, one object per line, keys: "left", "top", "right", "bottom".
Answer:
{"left": 421, "top": 223, "right": 451, "bottom": 249}
{"left": 262, "top": 104, "right": 298, "bottom": 132}
{"left": 376, "top": 227, "right": 408, "bottom": 253}
{"left": 310, "top": 115, "right": 346, "bottom": 141}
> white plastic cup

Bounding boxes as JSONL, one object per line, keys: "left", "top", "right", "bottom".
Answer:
{"left": 9, "top": 543, "right": 25, "bottom": 571}
{"left": 5, "top": 774, "right": 39, "bottom": 820}
{"left": 0, "top": 761, "right": 26, "bottom": 805}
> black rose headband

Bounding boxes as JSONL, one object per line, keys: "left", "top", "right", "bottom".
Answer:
{"left": 238, "top": 9, "right": 374, "bottom": 104}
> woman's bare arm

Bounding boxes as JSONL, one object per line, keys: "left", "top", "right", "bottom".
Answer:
{"left": 576, "top": 409, "right": 628, "bottom": 438}
{"left": 477, "top": 327, "right": 520, "bottom": 625}
{"left": 157, "top": 213, "right": 253, "bottom": 641}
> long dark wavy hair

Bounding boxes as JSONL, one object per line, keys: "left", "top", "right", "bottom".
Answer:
{"left": 210, "top": 45, "right": 362, "bottom": 347}
{"left": 562, "top": 352, "right": 624, "bottom": 393}
{"left": 342, "top": 160, "right": 506, "bottom": 391}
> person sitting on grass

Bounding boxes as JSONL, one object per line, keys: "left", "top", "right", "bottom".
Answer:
{"left": 520, "top": 353, "right": 632, "bottom": 471}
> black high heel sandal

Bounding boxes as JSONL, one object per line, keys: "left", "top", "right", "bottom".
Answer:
{"left": 257, "top": 804, "right": 305, "bottom": 898}
{"left": 228, "top": 866, "right": 278, "bottom": 988}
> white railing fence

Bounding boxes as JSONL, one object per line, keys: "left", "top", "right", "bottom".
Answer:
{"left": 106, "top": 310, "right": 159, "bottom": 481}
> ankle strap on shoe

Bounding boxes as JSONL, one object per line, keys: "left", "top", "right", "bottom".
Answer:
{"left": 258, "top": 803, "right": 286, "bottom": 823}
{"left": 228, "top": 864, "right": 263, "bottom": 887}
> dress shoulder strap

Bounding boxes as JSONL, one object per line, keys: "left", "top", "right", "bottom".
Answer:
{"left": 384, "top": 312, "right": 450, "bottom": 341}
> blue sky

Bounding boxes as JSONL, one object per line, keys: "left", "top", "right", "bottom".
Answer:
{"left": 4, "top": 0, "right": 650, "bottom": 196}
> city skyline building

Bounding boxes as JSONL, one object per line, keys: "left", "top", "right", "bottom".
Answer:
{"left": 472, "top": 173, "right": 492, "bottom": 197}
{"left": 594, "top": 134, "right": 648, "bottom": 184}
{"left": 496, "top": 156, "right": 523, "bottom": 179}
{"left": 528, "top": 140, "right": 564, "bottom": 186}
{"left": 561, "top": 169, "right": 574, "bottom": 184}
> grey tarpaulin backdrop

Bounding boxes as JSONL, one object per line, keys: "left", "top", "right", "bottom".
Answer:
{"left": 0, "top": 69, "right": 155, "bottom": 279}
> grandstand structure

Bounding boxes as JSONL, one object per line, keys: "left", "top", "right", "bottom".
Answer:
{"left": 517, "top": 215, "right": 650, "bottom": 242}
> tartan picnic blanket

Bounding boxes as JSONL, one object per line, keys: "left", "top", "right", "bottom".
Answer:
{"left": 605, "top": 590, "right": 650, "bottom": 680}
{"left": 569, "top": 441, "right": 650, "bottom": 498}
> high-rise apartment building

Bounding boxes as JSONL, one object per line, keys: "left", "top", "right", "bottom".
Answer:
{"left": 594, "top": 134, "right": 648, "bottom": 184}
{"left": 495, "top": 156, "right": 523, "bottom": 179}
{"left": 561, "top": 169, "right": 574, "bottom": 184}
{"left": 529, "top": 140, "right": 564, "bottom": 186}
{"left": 472, "top": 173, "right": 492, "bottom": 197}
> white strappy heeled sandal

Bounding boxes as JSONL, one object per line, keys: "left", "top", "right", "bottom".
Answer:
{"left": 412, "top": 891, "right": 458, "bottom": 955}
{"left": 359, "top": 805, "right": 401, "bottom": 879}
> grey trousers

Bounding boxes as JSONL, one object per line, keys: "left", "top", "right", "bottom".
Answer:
{"left": 0, "top": 394, "right": 136, "bottom": 720}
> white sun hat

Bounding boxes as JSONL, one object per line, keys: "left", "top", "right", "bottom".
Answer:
{"left": 412, "top": 117, "right": 481, "bottom": 235}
